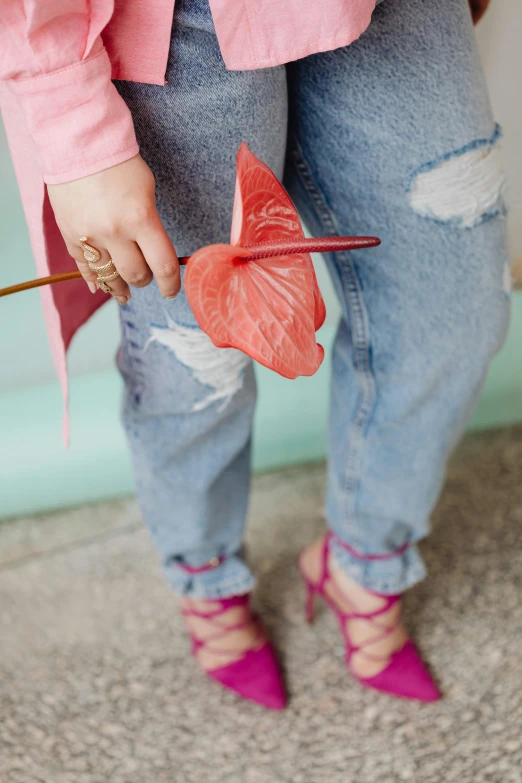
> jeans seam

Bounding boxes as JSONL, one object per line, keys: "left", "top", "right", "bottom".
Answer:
{"left": 287, "top": 136, "right": 377, "bottom": 540}
{"left": 119, "top": 309, "right": 146, "bottom": 410}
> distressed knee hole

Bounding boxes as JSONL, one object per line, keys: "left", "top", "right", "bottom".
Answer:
{"left": 143, "top": 315, "right": 249, "bottom": 412}
{"left": 408, "top": 125, "right": 505, "bottom": 229}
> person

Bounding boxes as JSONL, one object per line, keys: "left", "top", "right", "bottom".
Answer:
{"left": 0, "top": 0, "right": 508, "bottom": 708}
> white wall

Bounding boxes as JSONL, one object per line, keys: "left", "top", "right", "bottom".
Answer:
{"left": 476, "top": 0, "right": 522, "bottom": 266}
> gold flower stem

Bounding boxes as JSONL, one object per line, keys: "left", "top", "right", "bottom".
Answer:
{"left": 0, "top": 271, "right": 84, "bottom": 298}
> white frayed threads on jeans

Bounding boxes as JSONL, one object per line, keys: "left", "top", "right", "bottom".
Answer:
{"left": 408, "top": 132, "right": 505, "bottom": 229}
{"left": 145, "top": 315, "right": 249, "bottom": 412}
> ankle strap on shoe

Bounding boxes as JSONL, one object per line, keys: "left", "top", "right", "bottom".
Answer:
{"left": 174, "top": 554, "right": 225, "bottom": 575}
{"left": 327, "top": 531, "right": 410, "bottom": 562}
{"left": 326, "top": 533, "right": 403, "bottom": 600}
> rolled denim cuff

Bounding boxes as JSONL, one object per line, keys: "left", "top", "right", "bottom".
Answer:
{"left": 330, "top": 535, "right": 427, "bottom": 595}
{"left": 164, "top": 551, "right": 256, "bottom": 600}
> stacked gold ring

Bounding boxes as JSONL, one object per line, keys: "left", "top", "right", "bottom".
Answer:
{"left": 79, "top": 237, "right": 120, "bottom": 294}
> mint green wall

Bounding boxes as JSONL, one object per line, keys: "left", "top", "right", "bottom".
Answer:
{"left": 1, "top": 120, "right": 521, "bottom": 520}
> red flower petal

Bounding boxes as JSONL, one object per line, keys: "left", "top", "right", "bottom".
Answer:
{"left": 185, "top": 143, "right": 325, "bottom": 378}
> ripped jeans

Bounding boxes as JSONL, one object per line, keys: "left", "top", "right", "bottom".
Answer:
{"left": 114, "top": 0, "right": 510, "bottom": 598}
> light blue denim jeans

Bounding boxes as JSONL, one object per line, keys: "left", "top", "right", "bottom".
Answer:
{"left": 114, "top": 0, "right": 510, "bottom": 598}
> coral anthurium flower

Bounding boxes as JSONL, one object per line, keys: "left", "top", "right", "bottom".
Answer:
{"left": 0, "top": 144, "right": 380, "bottom": 379}
{"left": 185, "top": 143, "right": 329, "bottom": 379}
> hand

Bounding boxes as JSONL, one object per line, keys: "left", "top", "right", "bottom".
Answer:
{"left": 469, "top": 0, "right": 491, "bottom": 24}
{"left": 47, "top": 155, "right": 180, "bottom": 305}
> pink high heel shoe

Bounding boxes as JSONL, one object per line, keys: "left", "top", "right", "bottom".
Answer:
{"left": 182, "top": 593, "right": 287, "bottom": 710}
{"left": 298, "top": 534, "right": 441, "bottom": 702}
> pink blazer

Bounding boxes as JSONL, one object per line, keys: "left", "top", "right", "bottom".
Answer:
{"left": 0, "top": 0, "right": 376, "bottom": 443}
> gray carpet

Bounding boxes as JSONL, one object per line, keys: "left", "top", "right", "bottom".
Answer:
{"left": 1, "top": 426, "right": 522, "bottom": 783}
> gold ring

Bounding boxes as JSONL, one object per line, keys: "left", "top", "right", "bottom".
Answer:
{"left": 79, "top": 237, "right": 120, "bottom": 293}
{"left": 89, "top": 259, "right": 116, "bottom": 275}
{"left": 97, "top": 270, "right": 120, "bottom": 282}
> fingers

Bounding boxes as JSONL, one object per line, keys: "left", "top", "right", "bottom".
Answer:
{"left": 66, "top": 241, "right": 99, "bottom": 293}
{"left": 70, "top": 239, "right": 131, "bottom": 305}
{"left": 67, "top": 211, "right": 180, "bottom": 304}
{"left": 106, "top": 240, "right": 152, "bottom": 294}
{"left": 137, "top": 217, "right": 181, "bottom": 299}
{"left": 91, "top": 245, "right": 131, "bottom": 305}
{"left": 51, "top": 156, "right": 180, "bottom": 304}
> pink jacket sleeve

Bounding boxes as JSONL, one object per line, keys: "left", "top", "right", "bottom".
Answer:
{"left": 0, "top": 1, "right": 139, "bottom": 184}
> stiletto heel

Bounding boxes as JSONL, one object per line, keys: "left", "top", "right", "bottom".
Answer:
{"left": 298, "top": 534, "right": 441, "bottom": 702}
